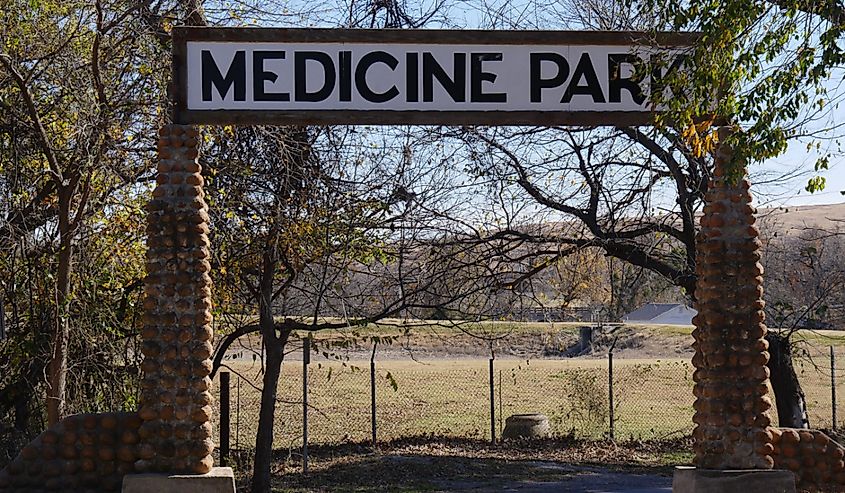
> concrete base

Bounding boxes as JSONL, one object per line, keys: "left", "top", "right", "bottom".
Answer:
{"left": 122, "top": 467, "right": 236, "bottom": 493}
{"left": 672, "top": 466, "right": 795, "bottom": 493}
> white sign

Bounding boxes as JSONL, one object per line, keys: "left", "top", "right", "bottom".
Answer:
{"left": 173, "top": 29, "right": 694, "bottom": 125}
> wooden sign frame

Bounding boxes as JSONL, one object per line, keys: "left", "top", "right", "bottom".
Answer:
{"left": 172, "top": 27, "right": 698, "bottom": 126}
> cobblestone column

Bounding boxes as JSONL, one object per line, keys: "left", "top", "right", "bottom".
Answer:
{"left": 137, "top": 124, "right": 214, "bottom": 474}
{"left": 691, "top": 129, "right": 774, "bottom": 469}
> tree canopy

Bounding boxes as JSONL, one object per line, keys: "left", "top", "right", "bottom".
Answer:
{"left": 633, "top": 0, "right": 845, "bottom": 185}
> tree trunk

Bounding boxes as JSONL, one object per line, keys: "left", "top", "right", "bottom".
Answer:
{"left": 251, "top": 333, "right": 286, "bottom": 493}
{"left": 47, "top": 193, "right": 72, "bottom": 425}
{"left": 766, "top": 332, "right": 810, "bottom": 428}
{"left": 251, "top": 251, "right": 288, "bottom": 493}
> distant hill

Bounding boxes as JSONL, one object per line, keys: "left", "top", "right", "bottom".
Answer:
{"left": 757, "top": 202, "right": 845, "bottom": 236}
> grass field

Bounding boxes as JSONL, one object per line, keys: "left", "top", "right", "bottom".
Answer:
{"left": 213, "top": 347, "right": 845, "bottom": 452}
{"left": 226, "top": 317, "right": 845, "bottom": 342}
{"left": 213, "top": 322, "right": 845, "bottom": 454}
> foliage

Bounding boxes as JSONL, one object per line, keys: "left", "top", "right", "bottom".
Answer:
{"left": 632, "top": 0, "right": 845, "bottom": 182}
{"left": 552, "top": 368, "right": 609, "bottom": 434}
{"left": 0, "top": 0, "right": 841, "bottom": 481}
{"left": 0, "top": 0, "right": 172, "bottom": 427}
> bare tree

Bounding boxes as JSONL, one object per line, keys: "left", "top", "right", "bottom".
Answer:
{"left": 760, "top": 227, "right": 845, "bottom": 427}
{"left": 203, "top": 124, "right": 488, "bottom": 492}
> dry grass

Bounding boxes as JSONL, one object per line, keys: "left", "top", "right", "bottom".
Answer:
{"left": 212, "top": 322, "right": 845, "bottom": 454}
{"left": 218, "top": 358, "right": 693, "bottom": 450}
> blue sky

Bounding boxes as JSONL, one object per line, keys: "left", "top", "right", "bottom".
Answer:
{"left": 757, "top": 140, "right": 845, "bottom": 207}
{"left": 210, "top": 0, "right": 845, "bottom": 208}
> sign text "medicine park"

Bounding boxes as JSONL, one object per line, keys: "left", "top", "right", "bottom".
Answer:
{"left": 172, "top": 28, "right": 696, "bottom": 125}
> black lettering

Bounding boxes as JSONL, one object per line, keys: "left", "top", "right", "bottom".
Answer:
{"left": 295, "top": 51, "right": 336, "bottom": 102}
{"left": 355, "top": 51, "right": 400, "bottom": 103}
{"left": 423, "top": 53, "right": 466, "bottom": 103}
{"left": 608, "top": 54, "right": 645, "bottom": 105}
{"left": 339, "top": 51, "right": 352, "bottom": 102}
{"left": 529, "top": 53, "right": 569, "bottom": 103}
{"left": 470, "top": 53, "right": 506, "bottom": 103}
{"left": 201, "top": 50, "right": 246, "bottom": 101}
{"left": 253, "top": 51, "right": 289, "bottom": 102}
{"left": 562, "top": 52, "right": 605, "bottom": 104}
{"left": 651, "top": 54, "right": 686, "bottom": 96}
{"left": 406, "top": 53, "right": 419, "bottom": 103}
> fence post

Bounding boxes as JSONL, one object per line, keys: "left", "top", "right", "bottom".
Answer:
{"left": 219, "top": 371, "right": 230, "bottom": 466}
{"left": 832, "top": 346, "right": 837, "bottom": 431}
{"left": 498, "top": 369, "right": 503, "bottom": 436}
{"left": 303, "top": 337, "right": 310, "bottom": 474}
{"left": 608, "top": 349, "right": 615, "bottom": 441}
{"left": 371, "top": 342, "right": 378, "bottom": 448}
{"left": 489, "top": 355, "right": 496, "bottom": 444}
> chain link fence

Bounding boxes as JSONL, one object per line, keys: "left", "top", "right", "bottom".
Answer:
{"left": 212, "top": 343, "right": 845, "bottom": 456}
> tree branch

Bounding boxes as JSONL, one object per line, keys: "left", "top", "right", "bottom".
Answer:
{"left": 0, "top": 53, "right": 63, "bottom": 181}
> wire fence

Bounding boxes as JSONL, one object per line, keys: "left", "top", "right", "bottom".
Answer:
{"left": 212, "top": 343, "right": 845, "bottom": 459}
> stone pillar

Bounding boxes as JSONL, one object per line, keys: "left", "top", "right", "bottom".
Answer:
{"left": 691, "top": 129, "right": 774, "bottom": 469}
{"left": 137, "top": 124, "right": 214, "bottom": 474}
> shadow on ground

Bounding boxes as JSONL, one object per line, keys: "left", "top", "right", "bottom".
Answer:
{"left": 249, "top": 436, "right": 689, "bottom": 493}
{"left": 278, "top": 454, "right": 673, "bottom": 492}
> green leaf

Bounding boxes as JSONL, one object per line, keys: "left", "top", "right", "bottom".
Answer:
{"left": 805, "top": 176, "right": 826, "bottom": 193}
